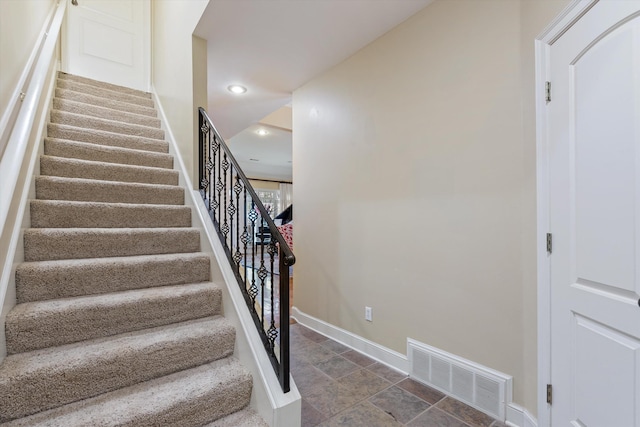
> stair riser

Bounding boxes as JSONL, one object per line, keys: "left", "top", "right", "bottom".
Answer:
{"left": 51, "top": 110, "right": 165, "bottom": 140}
{"left": 58, "top": 72, "right": 152, "bottom": 99}
{"left": 48, "top": 124, "right": 169, "bottom": 153}
{"left": 0, "top": 321, "right": 236, "bottom": 422}
{"left": 55, "top": 88, "right": 156, "bottom": 117}
{"left": 16, "top": 254, "right": 210, "bottom": 303}
{"left": 24, "top": 228, "right": 200, "bottom": 262}
{"left": 35, "top": 177, "right": 184, "bottom": 205}
{"left": 6, "top": 285, "right": 222, "bottom": 354}
{"left": 52, "top": 98, "right": 161, "bottom": 128}
{"left": 40, "top": 156, "right": 178, "bottom": 186}
{"left": 44, "top": 139, "right": 173, "bottom": 169}
{"left": 56, "top": 79, "right": 155, "bottom": 108}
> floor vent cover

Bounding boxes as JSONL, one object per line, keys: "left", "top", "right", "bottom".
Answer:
{"left": 408, "top": 339, "right": 512, "bottom": 420}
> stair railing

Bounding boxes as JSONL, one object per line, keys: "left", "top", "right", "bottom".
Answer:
{"left": 198, "top": 107, "right": 295, "bottom": 393}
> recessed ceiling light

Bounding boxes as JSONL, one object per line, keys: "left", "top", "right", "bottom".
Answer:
{"left": 256, "top": 129, "right": 269, "bottom": 136}
{"left": 227, "top": 85, "right": 247, "bottom": 94}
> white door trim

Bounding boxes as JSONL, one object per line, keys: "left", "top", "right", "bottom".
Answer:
{"left": 534, "top": 1, "right": 598, "bottom": 426}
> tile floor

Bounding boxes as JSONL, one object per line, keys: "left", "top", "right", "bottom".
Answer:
{"left": 290, "top": 322, "right": 507, "bottom": 427}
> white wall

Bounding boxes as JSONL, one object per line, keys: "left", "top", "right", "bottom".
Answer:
{"left": 152, "top": 0, "right": 209, "bottom": 188}
{"left": 0, "top": 0, "right": 56, "bottom": 150}
{"left": 292, "top": 0, "right": 569, "bottom": 414}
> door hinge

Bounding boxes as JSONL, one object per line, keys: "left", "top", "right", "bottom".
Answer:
{"left": 545, "top": 81, "right": 551, "bottom": 102}
{"left": 546, "top": 233, "right": 552, "bottom": 253}
{"left": 547, "top": 384, "right": 553, "bottom": 404}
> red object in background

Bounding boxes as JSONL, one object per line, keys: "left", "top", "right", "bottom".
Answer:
{"left": 277, "top": 223, "right": 293, "bottom": 250}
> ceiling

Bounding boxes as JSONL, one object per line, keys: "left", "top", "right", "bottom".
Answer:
{"left": 194, "top": 0, "right": 433, "bottom": 181}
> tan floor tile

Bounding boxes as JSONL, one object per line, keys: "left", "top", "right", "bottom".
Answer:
{"left": 435, "top": 397, "right": 495, "bottom": 427}
{"left": 369, "top": 386, "right": 431, "bottom": 424}
{"left": 317, "top": 401, "right": 402, "bottom": 427}
{"left": 341, "top": 350, "right": 376, "bottom": 367}
{"left": 302, "top": 398, "right": 328, "bottom": 427}
{"left": 292, "top": 364, "right": 335, "bottom": 396}
{"left": 314, "top": 355, "right": 360, "bottom": 379}
{"left": 396, "top": 378, "right": 446, "bottom": 405}
{"left": 305, "top": 381, "right": 367, "bottom": 416}
{"left": 366, "top": 362, "right": 408, "bottom": 384}
{"left": 408, "top": 407, "right": 470, "bottom": 427}
{"left": 337, "top": 369, "right": 392, "bottom": 399}
{"left": 319, "top": 339, "right": 350, "bottom": 354}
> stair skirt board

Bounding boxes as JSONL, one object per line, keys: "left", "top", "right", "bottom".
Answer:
{"left": 0, "top": 72, "right": 270, "bottom": 426}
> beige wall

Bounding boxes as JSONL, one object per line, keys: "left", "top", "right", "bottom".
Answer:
{"left": 249, "top": 179, "right": 281, "bottom": 191}
{"left": 293, "top": 0, "right": 569, "bottom": 414}
{"left": 152, "top": 0, "right": 209, "bottom": 188}
{"left": 0, "top": 0, "right": 56, "bottom": 132}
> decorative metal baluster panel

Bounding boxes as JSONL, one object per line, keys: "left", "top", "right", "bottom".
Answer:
{"left": 197, "top": 108, "right": 294, "bottom": 393}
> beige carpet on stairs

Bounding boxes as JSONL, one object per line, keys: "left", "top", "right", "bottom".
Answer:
{"left": 0, "top": 72, "right": 269, "bottom": 427}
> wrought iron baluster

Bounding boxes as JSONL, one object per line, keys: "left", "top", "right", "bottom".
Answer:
{"left": 228, "top": 164, "right": 235, "bottom": 254}
{"left": 221, "top": 153, "right": 229, "bottom": 242}
{"left": 248, "top": 202, "right": 259, "bottom": 306}
{"left": 259, "top": 216, "right": 266, "bottom": 330}
{"left": 242, "top": 187, "right": 249, "bottom": 285}
{"left": 233, "top": 175, "right": 243, "bottom": 272}
{"left": 267, "top": 241, "right": 278, "bottom": 355}
{"left": 215, "top": 138, "right": 223, "bottom": 228}
{"left": 198, "top": 114, "right": 206, "bottom": 199}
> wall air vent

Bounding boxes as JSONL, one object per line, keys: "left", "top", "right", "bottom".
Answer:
{"left": 408, "top": 339, "right": 512, "bottom": 420}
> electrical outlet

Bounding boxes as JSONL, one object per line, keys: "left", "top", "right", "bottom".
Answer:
{"left": 365, "top": 306, "right": 373, "bottom": 322}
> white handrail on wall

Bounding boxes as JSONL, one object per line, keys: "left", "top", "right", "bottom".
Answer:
{"left": 0, "top": 0, "right": 66, "bottom": 239}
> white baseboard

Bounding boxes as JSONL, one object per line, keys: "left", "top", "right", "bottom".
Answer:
{"left": 291, "top": 307, "right": 409, "bottom": 374}
{"left": 506, "top": 403, "right": 538, "bottom": 427}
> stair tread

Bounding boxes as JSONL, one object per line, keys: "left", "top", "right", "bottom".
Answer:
{"left": 55, "top": 87, "right": 157, "bottom": 117}
{"left": 0, "top": 317, "right": 236, "bottom": 422}
{"left": 35, "top": 176, "right": 184, "bottom": 205}
{"left": 16, "top": 251, "right": 210, "bottom": 302}
{"left": 47, "top": 123, "right": 169, "bottom": 153}
{"left": 24, "top": 227, "right": 200, "bottom": 261}
{"left": 50, "top": 110, "right": 165, "bottom": 140}
{"left": 18, "top": 251, "right": 210, "bottom": 269}
{"left": 8, "top": 281, "right": 220, "bottom": 319}
{"left": 30, "top": 198, "right": 191, "bottom": 210}
{"left": 58, "top": 72, "right": 153, "bottom": 99}
{"left": 39, "top": 155, "right": 179, "bottom": 185}
{"left": 44, "top": 138, "right": 173, "bottom": 169}
{"left": 52, "top": 97, "right": 161, "bottom": 128}
{"left": 36, "top": 174, "right": 181, "bottom": 191}
{"left": 30, "top": 199, "right": 192, "bottom": 229}
{"left": 6, "top": 282, "right": 222, "bottom": 353}
{"left": 56, "top": 79, "right": 155, "bottom": 108}
{"left": 1, "top": 358, "right": 252, "bottom": 427}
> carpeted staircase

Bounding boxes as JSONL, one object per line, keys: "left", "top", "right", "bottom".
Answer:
{"left": 0, "top": 72, "right": 268, "bottom": 426}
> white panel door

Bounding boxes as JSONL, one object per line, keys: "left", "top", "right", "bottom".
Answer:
{"left": 62, "top": 0, "right": 150, "bottom": 91}
{"left": 548, "top": 1, "right": 640, "bottom": 425}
